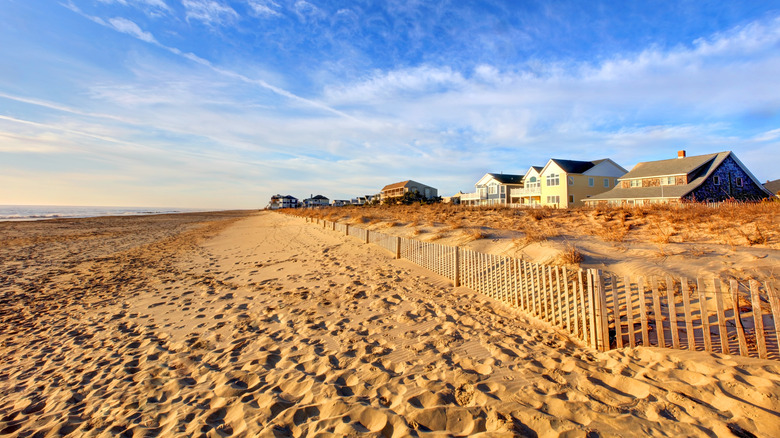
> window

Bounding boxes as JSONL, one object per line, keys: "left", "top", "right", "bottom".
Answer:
{"left": 713, "top": 176, "right": 720, "bottom": 185}
{"left": 546, "top": 173, "right": 560, "bottom": 186}
{"left": 569, "top": 195, "right": 574, "bottom": 203}
{"left": 735, "top": 177, "right": 743, "bottom": 187}
{"left": 527, "top": 176, "right": 538, "bottom": 188}
{"left": 546, "top": 195, "right": 560, "bottom": 204}
{"left": 568, "top": 176, "right": 574, "bottom": 185}
{"left": 500, "top": 185, "right": 506, "bottom": 193}
{"left": 630, "top": 179, "right": 641, "bottom": 187}
{"left": 489, "top": 184, "right": 497, "bottom": 195}
{"left": 588, "top": 177, "right": 594, "bottom": 187}
{"left": 661, "top": 176, "right": 675, "bottom": 186}
{"left": 603, "top": 178, "right": 609, "bottom": 187}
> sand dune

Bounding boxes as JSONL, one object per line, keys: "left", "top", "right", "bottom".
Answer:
{"left": 1, "top": 211, "right": 778, "bottom": 437}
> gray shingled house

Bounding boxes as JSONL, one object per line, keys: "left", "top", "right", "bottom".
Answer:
{"left": 584, "top": 150, "right": 773, "bottom": 206}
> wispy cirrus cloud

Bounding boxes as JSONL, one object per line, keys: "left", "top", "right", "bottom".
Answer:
{"left": 247, "top": 0, "right": 282, "bottom": 18}
{"left": 182, "top": 0, "right": 239, "bottom": 26}
{"left": 108, "top": 17, "right": 157, "bottom": 42}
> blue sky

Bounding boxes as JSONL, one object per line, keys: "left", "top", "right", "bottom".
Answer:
{"left": 1, "top": 1, "right": 779, "bottom": 208}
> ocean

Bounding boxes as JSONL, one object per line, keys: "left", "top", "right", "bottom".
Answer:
{"left": 0, "top": 205, "right": 204, "bottom": 221}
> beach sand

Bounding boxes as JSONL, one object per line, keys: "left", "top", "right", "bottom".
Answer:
{"left": 1, "top": 211, "right": 778, "bottom": 437}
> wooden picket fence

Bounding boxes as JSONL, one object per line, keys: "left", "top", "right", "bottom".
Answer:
{"left": 298, "top": 214, "right": 780, "bottom": 360}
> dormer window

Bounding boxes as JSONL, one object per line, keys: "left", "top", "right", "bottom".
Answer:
{"left": 661, "top": 176, "right": 675, "bottom": 186}
{"left": 630, "top": 179, "right": 641, "bottom": 187}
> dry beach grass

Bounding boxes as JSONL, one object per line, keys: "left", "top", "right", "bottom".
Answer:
{"left": 1, "top": 210, "right": 779, "bottom": 437}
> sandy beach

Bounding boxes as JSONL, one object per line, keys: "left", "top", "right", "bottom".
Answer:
{"left": 1, "top": 210, "right": 779, "bottom": 437}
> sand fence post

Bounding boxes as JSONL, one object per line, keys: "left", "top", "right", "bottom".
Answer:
{"left": 454, "top": 247, "right": 461, "bottom": 287}
{"left": 345, "top": 224, "right": 349, "bottom": 236}
{"left": 365, "top": 229, "right": 370, "bottom": 244}
{"left": 749, "top": 280, "right": 768, "bottom": 359}
{"left": 589, "top": 269, "right": 610, "bottom": 351}
{"left": 731, "top": 280, "right": 750, "bottom": 357}
{"left": 395, "top": 237, "right": 401, "bottom": 259}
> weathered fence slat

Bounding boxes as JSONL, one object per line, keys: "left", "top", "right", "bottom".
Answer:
{"left": 714, "top": 279, "right": 730, "bottom": 354}
{"left": 681, "top": 278, "right": 695, "bottom": 350}
{"left": 749, "top": 280, "right": 768, "bottom": 359}
{"left": 667, "top": 276, "right": 681, "bottom": 350}
{"left": 611, "top": 275, "right": 623, "bottom": 348}
{"left": 638, "top": 277, "right": 650, "bottom": 347}
{"left": 731, "top": 280, "right": 750, "bottom": 357}
{"left": 697, "top": 278, "right": 713, "bottom": 353}
{"left": 625, "top": 276, "right": 636, "bottom": 348}
{"left": 651, "top": 277, "right": 666, "bottom": 348}
{"left": 768, "top": 282, "right": 780, "bottom": 353}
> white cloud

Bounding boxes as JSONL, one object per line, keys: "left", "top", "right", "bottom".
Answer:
{"left": 108, "top": 17, "right": 157, "bottom": 42}
{"left": 293, "top": 1, "right": 325, "bottom": 22}
{"left": 182, "top": 0, "right": 238, "bottom": 25}
{"left": 247, "top": 0, "right": 282, "bottom": 17}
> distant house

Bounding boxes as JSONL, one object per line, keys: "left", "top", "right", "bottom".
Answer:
{"left": 765, "top": 179, "right": 780, "bottom": 198}
{"left": 513, "top": 158, "right": 627, "bottom": 208}
{"left": 380, "top": 180, "right": 438, "bottom": 202}
{"left": 268, "top": 194, "right": 299, "bottom": 209}
{"left": 461, "top": 173, "right": 524, "bottom": 206}
{"left": 585, "top": 151, "right": 774, "bottom": 206}
{"left": 331, "top": 199, "right": 351, "bottom": 207}
{"left": 303, "top": 195, "right": 329, "bottom": 208}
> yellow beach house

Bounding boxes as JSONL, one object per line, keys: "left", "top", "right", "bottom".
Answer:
{"left": 513, "top": 159, "right": 627, "bottom": 208}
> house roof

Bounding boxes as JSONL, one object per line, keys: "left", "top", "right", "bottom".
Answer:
{"left": 549, "top": 159, "right": 597, "bottom": 174}
{"left": 765, "top": 179, "right": 780, "bottom": 194}
{"left": 487, "top": 173, "right": 523, "bottom": 184}
{"left": 587, "top": 151, "right": 772, "bottom": 201}
{"left": 619, "top": 152, "right": 723, "bottom": 179}
{"left": 381, "top": 180, "right": 411, "bottom": 191}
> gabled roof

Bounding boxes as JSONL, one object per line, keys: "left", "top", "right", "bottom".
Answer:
{"left": 487, "top": 173, "right": 523, "bottom": 184}
{"left": 764, "top": 179, "right": 780, "bottom": 194}
{"left": 476, "top": 173, "right": 523, "bottom": 186}
{"left": 549, "top": 159, "right": 597, "bottom": 174}
{"left": 619, "top": 152, "right": 722, "bottom": 179}
{"left": 381, "top": 180, "right": 411, "bottom": 191}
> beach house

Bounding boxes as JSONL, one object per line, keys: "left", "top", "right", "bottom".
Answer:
{"left": 585, "top": 151, "right": 773, "bottom": 206}
{"left": 512, "top": 159, "right": 627, "bottom": 208}
{"left": 460, "top": 173, "right": 524, "bottom": 206}
{"left": 380, "top": 180, "right": 438, "bottom": 203}
{"left": 303, "top": 195, "right": 330, "bottom": 208}
{"left": 268, "top": 194, "right": 299, "bottom": 209}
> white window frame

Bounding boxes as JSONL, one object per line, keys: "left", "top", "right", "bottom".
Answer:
{"left": 630, "top": 179, "right": 641, "bottom": 187}
{"left": 568, "top": 176, "right": 574, "bottom": 185}
{"left": 661, "top": 176, "right": 675, "bottom": 186}
{"left": 603, "top": 178, "right": 609, "bottom": 188}
{"left": 546, "top": 173, "right": 560, "bottom": 187}
{"left": 735, "top": 177, "right": 743, "bottom": 187}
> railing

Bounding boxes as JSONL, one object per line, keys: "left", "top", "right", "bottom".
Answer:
{"left": 459, "top": 192, "right": 485, "bottom": 201}
{"left": 297, "top": 215, "right": 780, "bottom": 360}
{"left": 510, "top": 186, "right": 541, "bottom": 196}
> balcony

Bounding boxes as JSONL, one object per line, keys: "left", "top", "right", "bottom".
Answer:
{"left": 460, "top": 192, "right": 485, "bottom": 202}
{"left": 510, "top": 186, "right": 541, "bottom": 197}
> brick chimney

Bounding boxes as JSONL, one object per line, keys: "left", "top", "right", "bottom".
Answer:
{"left": 678, "top": 150, "right": 686, "bottom": 159}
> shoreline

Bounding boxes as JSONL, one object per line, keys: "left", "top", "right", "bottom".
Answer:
{"left": 1, "top": 211, "right": 778, "bottom": 436}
